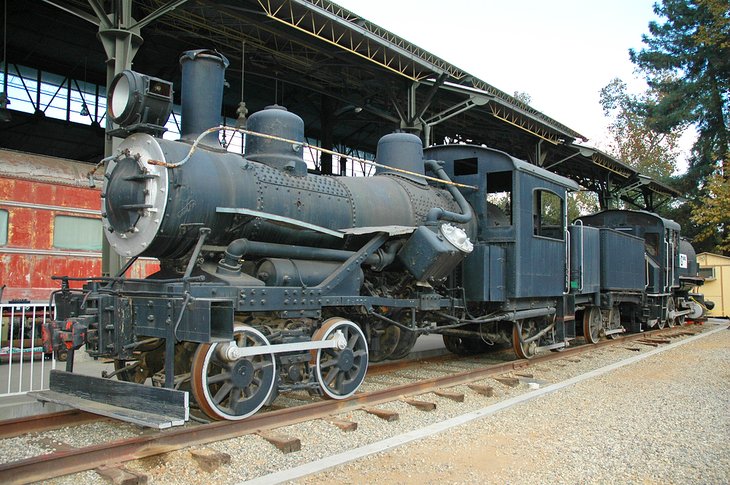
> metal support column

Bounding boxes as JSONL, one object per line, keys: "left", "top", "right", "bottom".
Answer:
{"left": 96, "top": 1, "right": 143, "bottom": 276}
{"left": 44, "top": 0, "right": 189, "bottom": 276}
{"left": 320, "top": 96, "right": 334, "bottom": 175}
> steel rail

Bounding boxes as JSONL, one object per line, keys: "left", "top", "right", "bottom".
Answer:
{"left": 0, "top": 325, "right": 702, "bottom": 484}
{"left": 0, "top": 410, "right": 102, "bottom": 440}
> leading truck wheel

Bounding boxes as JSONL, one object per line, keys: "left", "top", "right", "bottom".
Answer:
{"left": 313, "top": 318, "right": 368, "bottom": 399}
{"left": 191, "top": 325, "right": 276, "bottom": 421}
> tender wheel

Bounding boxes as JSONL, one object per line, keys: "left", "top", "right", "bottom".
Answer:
{"left": 513, "top": 319, "right": 538, "bottom": 359}
{"left": 656, "top": 305, "right": 667, "bottom": 329}
{"left": 388, "top": 327, "right": 417, "bottom": 360}
{"left": 583, "top": 306, "right": 602, "bottom": 344}
{"left": 364, "top": 320, "right": 400, "bottom": 362}
{"left": 666, "top": 297, "right": 684, "bottom": 328}
{"left": 191, "top": 325, "right": 276, "bottom": 421}
{"left": 443, "top": 335, "right": 474, "bottom": 355}
{"left": 313, "top": 318, "right": 368, "bottom": 399}
{"left": 607, "top": 306, "right": 622, "bottom": 338}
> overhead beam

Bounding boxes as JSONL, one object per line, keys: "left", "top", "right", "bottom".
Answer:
{"left": 258, "top": 0, "right": 459, "bottom": 81}
{"left": 87, "top": 0, "right": 112, "bottom": 29}
{"left": 41, "top": 0, "right": 100, "bottom": 26}
{"left": 132, "top": 0, "right": 190, "bottom": 30}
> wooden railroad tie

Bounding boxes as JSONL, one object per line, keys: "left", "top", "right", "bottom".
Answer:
{"left": 669, "top": 331, "right": 697, "bottom": 337}
{"left": 96, "top": 464, "right": 148, "bottom": 485}
{"left": 326, "top": 418, "right": 358, "bottom": 432}
{"left": 364, "top": 407, "right": 399, "bottom": 421}
{"left": 641, "top": 338, "right": 671, "bottom": 344}
{"left": 494, "top": 377, "right": 520, "bottom": 388}
{"left": 467, "top": 384, "right": 495, "bottom": 397}
{"left": 434, "top": 389, "right": 465, "bottom": 402}
{"left": 257, "top": 431, "right": 301, "bottom": 453}
{"left": 190, "top": 448, "right": 231, "bottom": 473}
{"left": 403, "top": 397, "right": 437, "bottom": 411}
{"left": 636, "top": 340, "right": 659, "bottom": 347}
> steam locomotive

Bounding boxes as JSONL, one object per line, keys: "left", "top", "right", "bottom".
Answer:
{"left": 41, "top": 50, "right": 706, "bottom": 423}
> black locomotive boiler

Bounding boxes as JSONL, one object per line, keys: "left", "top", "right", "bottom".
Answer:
{"left": 41, "top": 50, "right": 705, "bottom": 424}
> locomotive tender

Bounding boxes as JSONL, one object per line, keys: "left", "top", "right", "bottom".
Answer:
{"left": 41, "top": 50, "right": 703, "bottom": 423}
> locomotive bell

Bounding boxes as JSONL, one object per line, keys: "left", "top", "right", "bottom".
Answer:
{"left": 374, "top": 132, "right": 427, "bottom": 185}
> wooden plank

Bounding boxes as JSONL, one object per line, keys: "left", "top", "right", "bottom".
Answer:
{"left": 326, "top": 418, "right": 358, "bottom": 432}
{"left": 467, "top": 384, "right": 494, "bottom": 397}
{"left": 257, "top": 431, "right": 301, "bottom": 454}
{"left": 29, "top": 390, "right": 183, "bottom": 429}
{"left": 44, "top": 370, "right": 188, "bottom": 423}
{"left": 363, "top": 407, "right": 399, "bottom": 421}
{"left": 434, "top": 389, "right": 465, "bottom": 402}
{"left": 403, "top": 398, "right": 436, "bottom": 411}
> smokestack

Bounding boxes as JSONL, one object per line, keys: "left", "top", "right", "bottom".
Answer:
{"left": 179, "top": 49, "right": 229, "bottom": 147}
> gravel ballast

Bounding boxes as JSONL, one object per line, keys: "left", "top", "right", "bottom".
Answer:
{"left": 296, "top": 323, "right": 730, "bottom": 484}
{"left": 6, "top": 322, "right": 727, "bottom": 484}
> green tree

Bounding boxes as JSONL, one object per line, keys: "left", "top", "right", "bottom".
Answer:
{"left": 630, "top": 0, "right": 730, "bottom": 253}
{"left": 599, "top": 77, "right": 681, "bottom": 180}
{"left": 691, "top": 171, "right": 730, "bottom": 252}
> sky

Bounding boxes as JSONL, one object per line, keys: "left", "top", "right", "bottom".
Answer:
{"left": 333, "top": 0, "right": 663, "bottom": 151}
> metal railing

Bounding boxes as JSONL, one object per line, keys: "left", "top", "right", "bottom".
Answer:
{"left": 0, "top": 303, "right": 57, "bottom": 396}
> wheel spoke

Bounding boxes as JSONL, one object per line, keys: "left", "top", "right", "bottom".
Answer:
{"left": 212, "top": 381, "right": 233, "bottom": 404}
{"left": 206, "top": 372, "right": 231, "bottom": 385}
{"left": 347, "top": 333, "right": 359, "bottom": 349}
{"left": 314, "top": 319, "right": 368, "bottom": 399}
{"left": 192, "top": 326, "right": 276, "bottom": 420}
{"left": 252, "top": 360, "right": 272, "bottom": 372}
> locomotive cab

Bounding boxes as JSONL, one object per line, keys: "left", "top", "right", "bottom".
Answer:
{"left": 425, "top": 145, "right": 580, "bottom": 358}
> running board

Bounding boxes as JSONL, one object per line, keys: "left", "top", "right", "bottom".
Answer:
{"left": 29, "top": 370, "right": 189, "bottom": 429}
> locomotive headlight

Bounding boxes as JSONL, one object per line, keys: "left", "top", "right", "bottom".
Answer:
{"left": 108, "top": 70, "right": 173, "bottom": 130}
{"left": 440, "top": 223, "right": 474, "bottom": 254}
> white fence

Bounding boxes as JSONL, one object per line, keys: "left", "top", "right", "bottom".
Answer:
{"left": 0, "top": 303, "right": 57, "bottom": 396}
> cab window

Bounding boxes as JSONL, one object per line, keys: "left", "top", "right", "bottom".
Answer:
{"left": 533, "top": 190, "right": 564, "bottom": 239}
{"left": 486, "top": 171, "right": 512, "bottom": 226}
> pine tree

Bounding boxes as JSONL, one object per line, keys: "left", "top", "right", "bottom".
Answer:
{"left": 630, "top": 0, "right": 730, "bottom": 254}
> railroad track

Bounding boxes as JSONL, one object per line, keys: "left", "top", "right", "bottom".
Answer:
{"left": 0, "top": 325, "right": 705, "bottom": 484}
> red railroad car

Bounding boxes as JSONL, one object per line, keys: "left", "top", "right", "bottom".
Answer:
{"left": 0, "top": 148, "right": 159, "bottom": 303}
